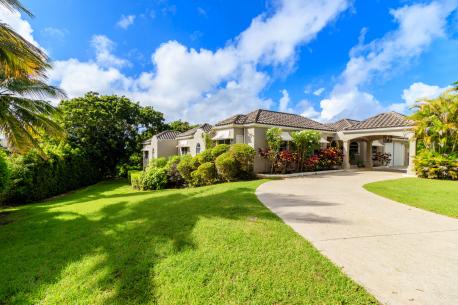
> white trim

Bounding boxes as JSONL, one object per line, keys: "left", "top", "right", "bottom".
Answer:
{"left": 342, "top": 126, "right": 413, "bottom": 134}
{"left": 280, "top": 131, "right": 293, "bottom": 141}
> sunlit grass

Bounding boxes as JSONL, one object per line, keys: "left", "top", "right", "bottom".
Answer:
{"left": 1, "top": 180, "right": 377, "bottom": 304}
{"left": 364, "top": 178, "right": 458, "bottom": 218}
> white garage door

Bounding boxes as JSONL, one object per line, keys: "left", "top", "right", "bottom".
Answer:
{"left": 384, "top": 142, "right": 406, "bottom": 167}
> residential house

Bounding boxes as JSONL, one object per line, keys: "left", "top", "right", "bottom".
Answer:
{"left": 143, "top": 109, "right": 415, "bottom": 174}
{"left": 212, "top": 109, "right": 335, "bottom": 173}
{"left": 142, "top": 124, "right": 212, "bottom": 168}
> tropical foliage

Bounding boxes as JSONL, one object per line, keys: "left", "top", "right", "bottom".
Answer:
{"left": 260, "top": 127, "right": 331, "bottom": 174}
{"left": 58, "top": 92, "right": 166, "bottom": 177}
{"left": 134, "top": 144, "right": 256, "bottom": 190}
{"left": 410, "top": 85, "right": 458, "bottom": 180}
{"left": 0, "top": 0, "right": 66, "bottom": 154}
{"left": 291, "top": 130, "right": 321, "bottom": 171}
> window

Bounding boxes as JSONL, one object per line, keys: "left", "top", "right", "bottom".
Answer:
{"left": 196, "top": 143, "right": 201, "bottom": 154}
{"left": 180, "top": 147, "right": 190, "bottom": 155}
{"left": 280, "top": 141, "right": 288, "bottom": 151}
{"left": 349, "top": 142, "right": 359, "bottom": 161}
{"left": 217, "top": 139, "right": 231, "bottom": 145}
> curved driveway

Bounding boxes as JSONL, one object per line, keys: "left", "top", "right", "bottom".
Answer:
{"left": 256, "top": 171, "right": 458, "bottom": 305}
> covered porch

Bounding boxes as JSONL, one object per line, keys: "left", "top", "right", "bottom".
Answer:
{"left": 333, "top": 112, "right": 416, "bottom": 175}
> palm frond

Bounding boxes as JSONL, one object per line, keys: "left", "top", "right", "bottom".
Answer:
{"left": 0, "top": 0, "right": 32, "bottom": 17}
{"left": 0, "top": 23, "right": 49, "bottom": 79}
{"left": 1, "top": 77, "right": 67, "bottom": 99}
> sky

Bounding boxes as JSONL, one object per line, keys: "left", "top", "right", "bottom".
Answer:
{"left": 2, "top": 0, "right": 458, "bottom": 123}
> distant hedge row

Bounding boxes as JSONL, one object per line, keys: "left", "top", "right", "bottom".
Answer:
{"left": 0, "top": 145, "right": 102, "bottom": 205}
{"left": 130, "top": 144, "right": 256, "bottom": 190}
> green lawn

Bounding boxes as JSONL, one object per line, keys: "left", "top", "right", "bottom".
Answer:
{"left": 0, "top": 180, "right": 377, "bottom": 305}
{"left": 364, "top": 178, "right": 458, "bottom": 218}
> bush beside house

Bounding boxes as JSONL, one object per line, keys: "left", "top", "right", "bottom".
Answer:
{"left": 411, "top": 87, "right": 458, "bottom": 180}
{"left": 133, "top": 143, "right": 256, "bottom": 190}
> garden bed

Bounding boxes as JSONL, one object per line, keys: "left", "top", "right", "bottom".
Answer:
{"left": 257, "top": 168, "right": 344, "bottom": 178}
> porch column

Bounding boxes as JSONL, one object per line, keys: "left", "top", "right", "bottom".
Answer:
{"left": 407, "top": 137, "right": 416, "bottom": 176}
{"left": 343, "top": 140, "right": 350, "bottom": 170}
{"left": 365, "top": 140, "right": 373, "bottom": 168}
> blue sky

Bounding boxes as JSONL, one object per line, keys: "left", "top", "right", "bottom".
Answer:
{"left": 3, "top": 0, "right": 458, "bottom": 123}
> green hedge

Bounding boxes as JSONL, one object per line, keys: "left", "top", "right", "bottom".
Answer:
{"left": 415, "top": 151, "right": 458, "bottom": 180}
{"left": 130, "top": 144, "right": 256, "bottom": 190}
{"left": 2, "top": 145, "right": 101, "bottom": 205}
{"left": 0, "top": 150, "right": 9, "bottom": 194}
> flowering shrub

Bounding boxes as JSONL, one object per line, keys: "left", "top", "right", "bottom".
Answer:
{"left": 317, "top": 148, "right": 343, "bottom": 169}
{"left": 304, "top": 155, "right": 320, "bottom": 171}
{"left": 373, "top": 152, "right": 391, "bottom": 166}
{"left": 258, "top": 149, "right": 297, "bottom": 173}
{"left": 415, "top": 151, "right": 458, "bottom": 180}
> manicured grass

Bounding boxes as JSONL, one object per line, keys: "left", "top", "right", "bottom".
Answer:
{"left": 0, "top": 180, "right": 377, "bottom": 305}
{"left": 364, "top": 178, "right": 458, "bottom": 218}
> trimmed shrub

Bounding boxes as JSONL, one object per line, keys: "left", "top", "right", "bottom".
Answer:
{"left": 415, "top": 151, "right": 458, "bottom": 180}
{"left": 148, "top": 157, "right": 167, "bottom": 169}
{"left": 2, "top": 145, "right": 101, "bottom": 205}
{"left": 211, "top": 144, "right": 230, "bottom": 159}
{"left": 191, "top": 162, "right": 217, "bottom": 186}
{"left": 215, "top": 152, "right": 238, "bottom": 181}
{"left": 195, "top": 149, "right": 213, "bottom": 164}
{"left": 0, "top": 150, "right": 9, "bottom": 193}
{"left": 165, "top": 155, "right": 184, "bottom": 187}
{"left": 229, "top": 144, "right": 256, "bottom": 178}
{"left": 141, "top": 167, "right": 168, "bottom": 190}
{"left": 177, "top": 155, "right": 199, "bottom": 185}
{"left": 128, "top": 170, "right": 141, "bottom": 183}
{"left": 130, "top": 171, "right": 143, "bottom": 190}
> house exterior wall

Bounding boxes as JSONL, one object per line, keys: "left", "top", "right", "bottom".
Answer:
{"left": 177, "top": 128, "right": 207, "bottom": 157}
{"left": 157, "top": 139, "right": 178, "bottom": 158}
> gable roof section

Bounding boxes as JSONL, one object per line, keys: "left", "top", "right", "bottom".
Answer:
{"left": 326, "top": 118, "right": 360, "bottom": 131}
{"left": 155, "top": 130, "right": 180, "bottom": 140}
{"left": 215, "top": 109, "right": 334, "bottom": 131}
{"left": 177, "top": 123, "right": 212, "bottom": 138}
{"left": 346, "top": 112, "right": 413, "bottom": 130}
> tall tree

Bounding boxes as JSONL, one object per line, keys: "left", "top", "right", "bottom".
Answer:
{"left": 410, "top": 85, "right": 458, "bottom": 154}
{"left": 58, "top": 92, "right": 166, "bottom": 176}
{"left": 166, "top": 120, "right": 197, "bottom": 133}
{"left": 0, "top": 0, "right": 65, "bottom": 154}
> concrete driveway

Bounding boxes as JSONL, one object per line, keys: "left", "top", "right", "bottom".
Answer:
{"left": 256, "top": 171, "right": 458, "bottom": 305}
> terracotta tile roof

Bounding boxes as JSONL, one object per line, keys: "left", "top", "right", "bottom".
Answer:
{"left": 326, "top": 118, "right": 360, "bottom": 131}
{"left": 155, "top": 130, "right": 180, "bottom": 140}
{"left": 177, "top": 123, "right": 212, "bottom": 138}
{"left": 215, "top": 109, "right": 334, "bottom": 131}
{"left": 346, "top": 112, "right": 413, "bottom": 130}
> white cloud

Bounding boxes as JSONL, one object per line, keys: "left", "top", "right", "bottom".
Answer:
{"left": 116, "top": 15, "right": 135, "bottom": 29}
{"left": 278, "top": 89, "right": 290, "bottom": 112}
{"left": 236, "top": 0, "right": 349, "bottom": 65}
{"left": 0, "top": 6, "right": 40, "bottom": 47}
{"left": 42, "top": 27, "right": 67, "bottom": 39}
{"left": 313, "top": 87, "right": 325, "bottom": 96}
{"left": 91, "top": 35, "right": 130, "bottom": 67}
{"left": 49, "top": 0, "right": 351, "bottom": 122}
{"left": 389, "top": 82, "right": 449, "bottom": 112}
{"left": 318, "top": 1, "right": 458, "bottom": 122}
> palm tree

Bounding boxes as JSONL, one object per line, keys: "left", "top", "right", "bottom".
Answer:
{"left": 410, "top": 85, "right": 458, "bottom": 154}
{"left": 0, "top": 0, "right": 66, "bottom": 154}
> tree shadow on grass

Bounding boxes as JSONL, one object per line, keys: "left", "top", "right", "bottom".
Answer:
{"left": 0, "top": 180, "right": 274, "bottom": 305}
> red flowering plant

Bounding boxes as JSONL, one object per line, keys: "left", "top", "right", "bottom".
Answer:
{"left": 304, "top": 155, "right": 320, "bottom": 171}
{"left": 277, "top": 150, "right": 298, "bottom": 173}
{"left": 258, "top": 148, "right": 297, "bottom": 173}
{"left": 317, "top": 147, "right": 344, "bottom": 170}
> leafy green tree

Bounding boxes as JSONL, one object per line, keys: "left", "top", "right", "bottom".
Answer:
{"left": 0, "top": 0, "right": 65, "bottom": 154}
{"left": 410, "top": 86, "right": 458, "bottom": 154}
{"left": 291, "top": 130, "right": 321, "bottom": 171}
{"left": 58, "top": 92, "right": 165, "bottom": 176}
{"left": 166, "top": 120, "right": 197, "bottom": 133}
{"left": 265, "top": 127, "right": 282, "bottom": 173}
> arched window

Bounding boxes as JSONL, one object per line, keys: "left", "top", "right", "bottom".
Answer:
{"left": 196, "top": 143, "right": 201, "bottom": 154}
